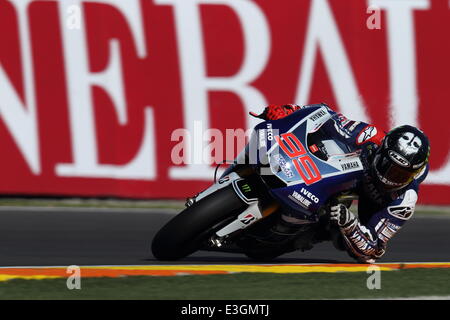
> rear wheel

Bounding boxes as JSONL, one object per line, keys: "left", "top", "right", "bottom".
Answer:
{"left": 151, "top": 185, "right": 248, "bottom": 260}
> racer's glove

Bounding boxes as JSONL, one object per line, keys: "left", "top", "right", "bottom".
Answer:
{"left": 330, "top": 204, "right": 357, "bottom": 233}
{"left": 249, "top": 104, "right": 301, "bottom": 120}
{"left": 330, "top": 204, "right": 385, "bottom": 264}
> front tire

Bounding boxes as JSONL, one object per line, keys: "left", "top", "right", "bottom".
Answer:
{"left": 151, "top": 185, "right": 247, "bottom": 260}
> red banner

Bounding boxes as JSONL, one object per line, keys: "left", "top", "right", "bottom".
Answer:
{"left": 0, "top": 0, "right": 449, "bottom": 204}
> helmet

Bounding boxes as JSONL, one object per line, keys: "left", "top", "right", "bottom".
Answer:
{"left": 372, "top": 125, "right": 430, "bottom": 191}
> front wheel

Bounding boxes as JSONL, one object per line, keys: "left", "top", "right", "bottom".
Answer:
{"left": 151, "top": 185, "right": 248, "bottom": 260}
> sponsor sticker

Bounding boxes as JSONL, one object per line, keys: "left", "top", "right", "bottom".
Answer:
{"left": 348, "top": 121, "right": 361, "bottom": 132}
{"left": 218, "top": 176, "right": 230, "bottom": 184}
{"left": 388, "top": 150, "right": 410, "bottom": 167}
{"left": 387, "top": 205, "right": 414, "bottom": 220}
{"left": 241, "top": 183, "right": 252, "bottom": 193}
{"left": 289, "top": 190, "right": 312, "bottom": 208}
{"left": 379, "top": 222, "right": 400, "bottom": 242}
{"left": 309, "top": 144, "right": 319, "bottom": 153}
{"left": 309, "top": 109, "right": 327, "bottom": 122}
{"left": 357, "top": 126, "right": 378, "bottom": 145}
{"left": 273, "top": 154, "right": 294, "bottom": 178}
{"left": 258, "top": 129, "right": 266, "bottom": 148}
{"left": 340, "top": 160, "right": 361, "bottom": 171}
{"left": 240, "top": 213, "right": 256, "bottom": 225}
{"left": 299, "top": 187, "right": 320, "bottom": 204}
{"left": 267, "top": 123, "right": 274, "bottom": 141}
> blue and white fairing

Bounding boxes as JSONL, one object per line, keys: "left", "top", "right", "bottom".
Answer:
{"left": 252, "top": 105, "right": 365, "bottom": 222}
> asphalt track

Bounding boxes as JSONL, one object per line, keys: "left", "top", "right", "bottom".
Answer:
{"left": 0, "top": 207, "right": 449, "bottom": 267}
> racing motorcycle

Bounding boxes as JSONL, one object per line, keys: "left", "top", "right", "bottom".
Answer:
{"left": 151, "top": 105, "right": 363, "bottom": 261}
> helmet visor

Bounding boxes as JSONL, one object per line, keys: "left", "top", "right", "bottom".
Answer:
{"left": 373, "top": 153, "right": 418, "bottom": 189}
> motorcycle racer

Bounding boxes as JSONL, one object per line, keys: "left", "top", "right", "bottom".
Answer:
{"left": 250, "top": 103, "right": 430, "bottom": 263}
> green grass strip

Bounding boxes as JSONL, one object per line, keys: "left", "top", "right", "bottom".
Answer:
{"left": 0, "top": 269, "right": 449, "bottom": 300}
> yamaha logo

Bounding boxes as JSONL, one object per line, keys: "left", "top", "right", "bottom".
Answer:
{"left": 388, "top": 150, "right": 410, "bottom": 167}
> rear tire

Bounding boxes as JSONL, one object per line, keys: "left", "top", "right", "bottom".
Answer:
{"left": 151, "top": 185, "right": 247, "bottom": 260}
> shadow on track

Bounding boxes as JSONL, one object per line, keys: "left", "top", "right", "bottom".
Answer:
{"left": 142, "top": 255, "right": 345, "bottom": 265}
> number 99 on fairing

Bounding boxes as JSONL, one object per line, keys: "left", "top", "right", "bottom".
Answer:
{"left": 275, "top": 133, "right": 322, "bottom": 185}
